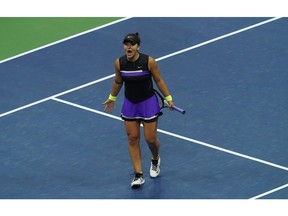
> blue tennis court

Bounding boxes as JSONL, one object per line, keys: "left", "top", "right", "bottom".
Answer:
{"left": 0, "top": 17, "right": 287, "bottom": 199}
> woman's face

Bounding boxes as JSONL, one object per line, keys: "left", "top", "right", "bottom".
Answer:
{"left": 123, "top": 42, "right": 140, "bottom": 61}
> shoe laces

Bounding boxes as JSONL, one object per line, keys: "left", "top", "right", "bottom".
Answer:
{"left": 151, "top": 159, "right": 159, "bottom": 171}
{"left": 134, "top": 172, "right": 143, "bottom": 180}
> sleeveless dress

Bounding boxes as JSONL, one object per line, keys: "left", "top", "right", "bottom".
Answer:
{"left": 119, "top": 53, "right": 161, "bottom": 122}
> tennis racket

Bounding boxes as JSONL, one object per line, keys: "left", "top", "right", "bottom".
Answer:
{"left": 154, "top": 89, "right": 186, "bottom": 114}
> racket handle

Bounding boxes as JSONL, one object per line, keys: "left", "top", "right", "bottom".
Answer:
{"left": 164, "top": 100, "right": 185, "bottom": 114}
{"left": 172, "top": 105, "right": 186, "bottom": 114}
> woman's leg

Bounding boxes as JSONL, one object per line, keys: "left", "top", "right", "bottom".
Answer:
{"left": 124, "top": 121, "right": 142, "bottom": 173}
{"left": 143, "top": 120, "right": 161, "bottom": 177}
{"left": 143, "top": 120, "right": 160, "bottom": 160}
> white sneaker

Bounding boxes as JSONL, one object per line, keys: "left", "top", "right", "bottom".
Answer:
{"left": 131, "top": 172, "right": 145, "bottom": 188}
{"left": 150, "top": 156, "right": 161, "bottom": 178}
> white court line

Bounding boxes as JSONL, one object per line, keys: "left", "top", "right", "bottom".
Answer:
{"left": 249, "top": 183, "right": 288, "bottom": 199}
{"left": 51, "top": 97, "right": 288, "bottom": 173}
{"left": 0, "top": 17, "right": 132, "bottom": 64}
{"left": 156, "top": 17, "right": 282, "bottom": 61}
{"left": 0, "top": 74, "right": 114, "bottom": 118}
{"left": 52, "top": 97, "right": 123, "bottom": 121}
{"left": 0, "top": 17, "right": 281, "bottom": 118}
{"left": 53, "top": 97, "right": 288, "bottom": 199}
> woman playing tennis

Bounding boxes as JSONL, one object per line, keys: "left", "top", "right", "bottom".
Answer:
{"left": 103, "top": 32, "right": 174, "bottom": 188}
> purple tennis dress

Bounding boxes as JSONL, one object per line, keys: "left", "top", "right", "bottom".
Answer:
{"left": 119, "top": 53, "right": 161, "bottom": 122}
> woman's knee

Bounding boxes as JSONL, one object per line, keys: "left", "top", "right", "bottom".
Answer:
{"left": 125, "top": 121, "right": 140, "bottom": 145}
{"left": 127, "top": 133, "right": 140, "bottom": 145}
{"left": 145, "top": 135, "right": 159, "bottom": 145}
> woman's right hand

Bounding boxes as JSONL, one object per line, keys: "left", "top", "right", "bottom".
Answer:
{"left": 102, "top": 99, "right": 116, "bottom": 113}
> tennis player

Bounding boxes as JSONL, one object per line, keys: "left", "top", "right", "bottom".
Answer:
{"left": 103, "top": 32, "right": 174, "bottom": 188}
